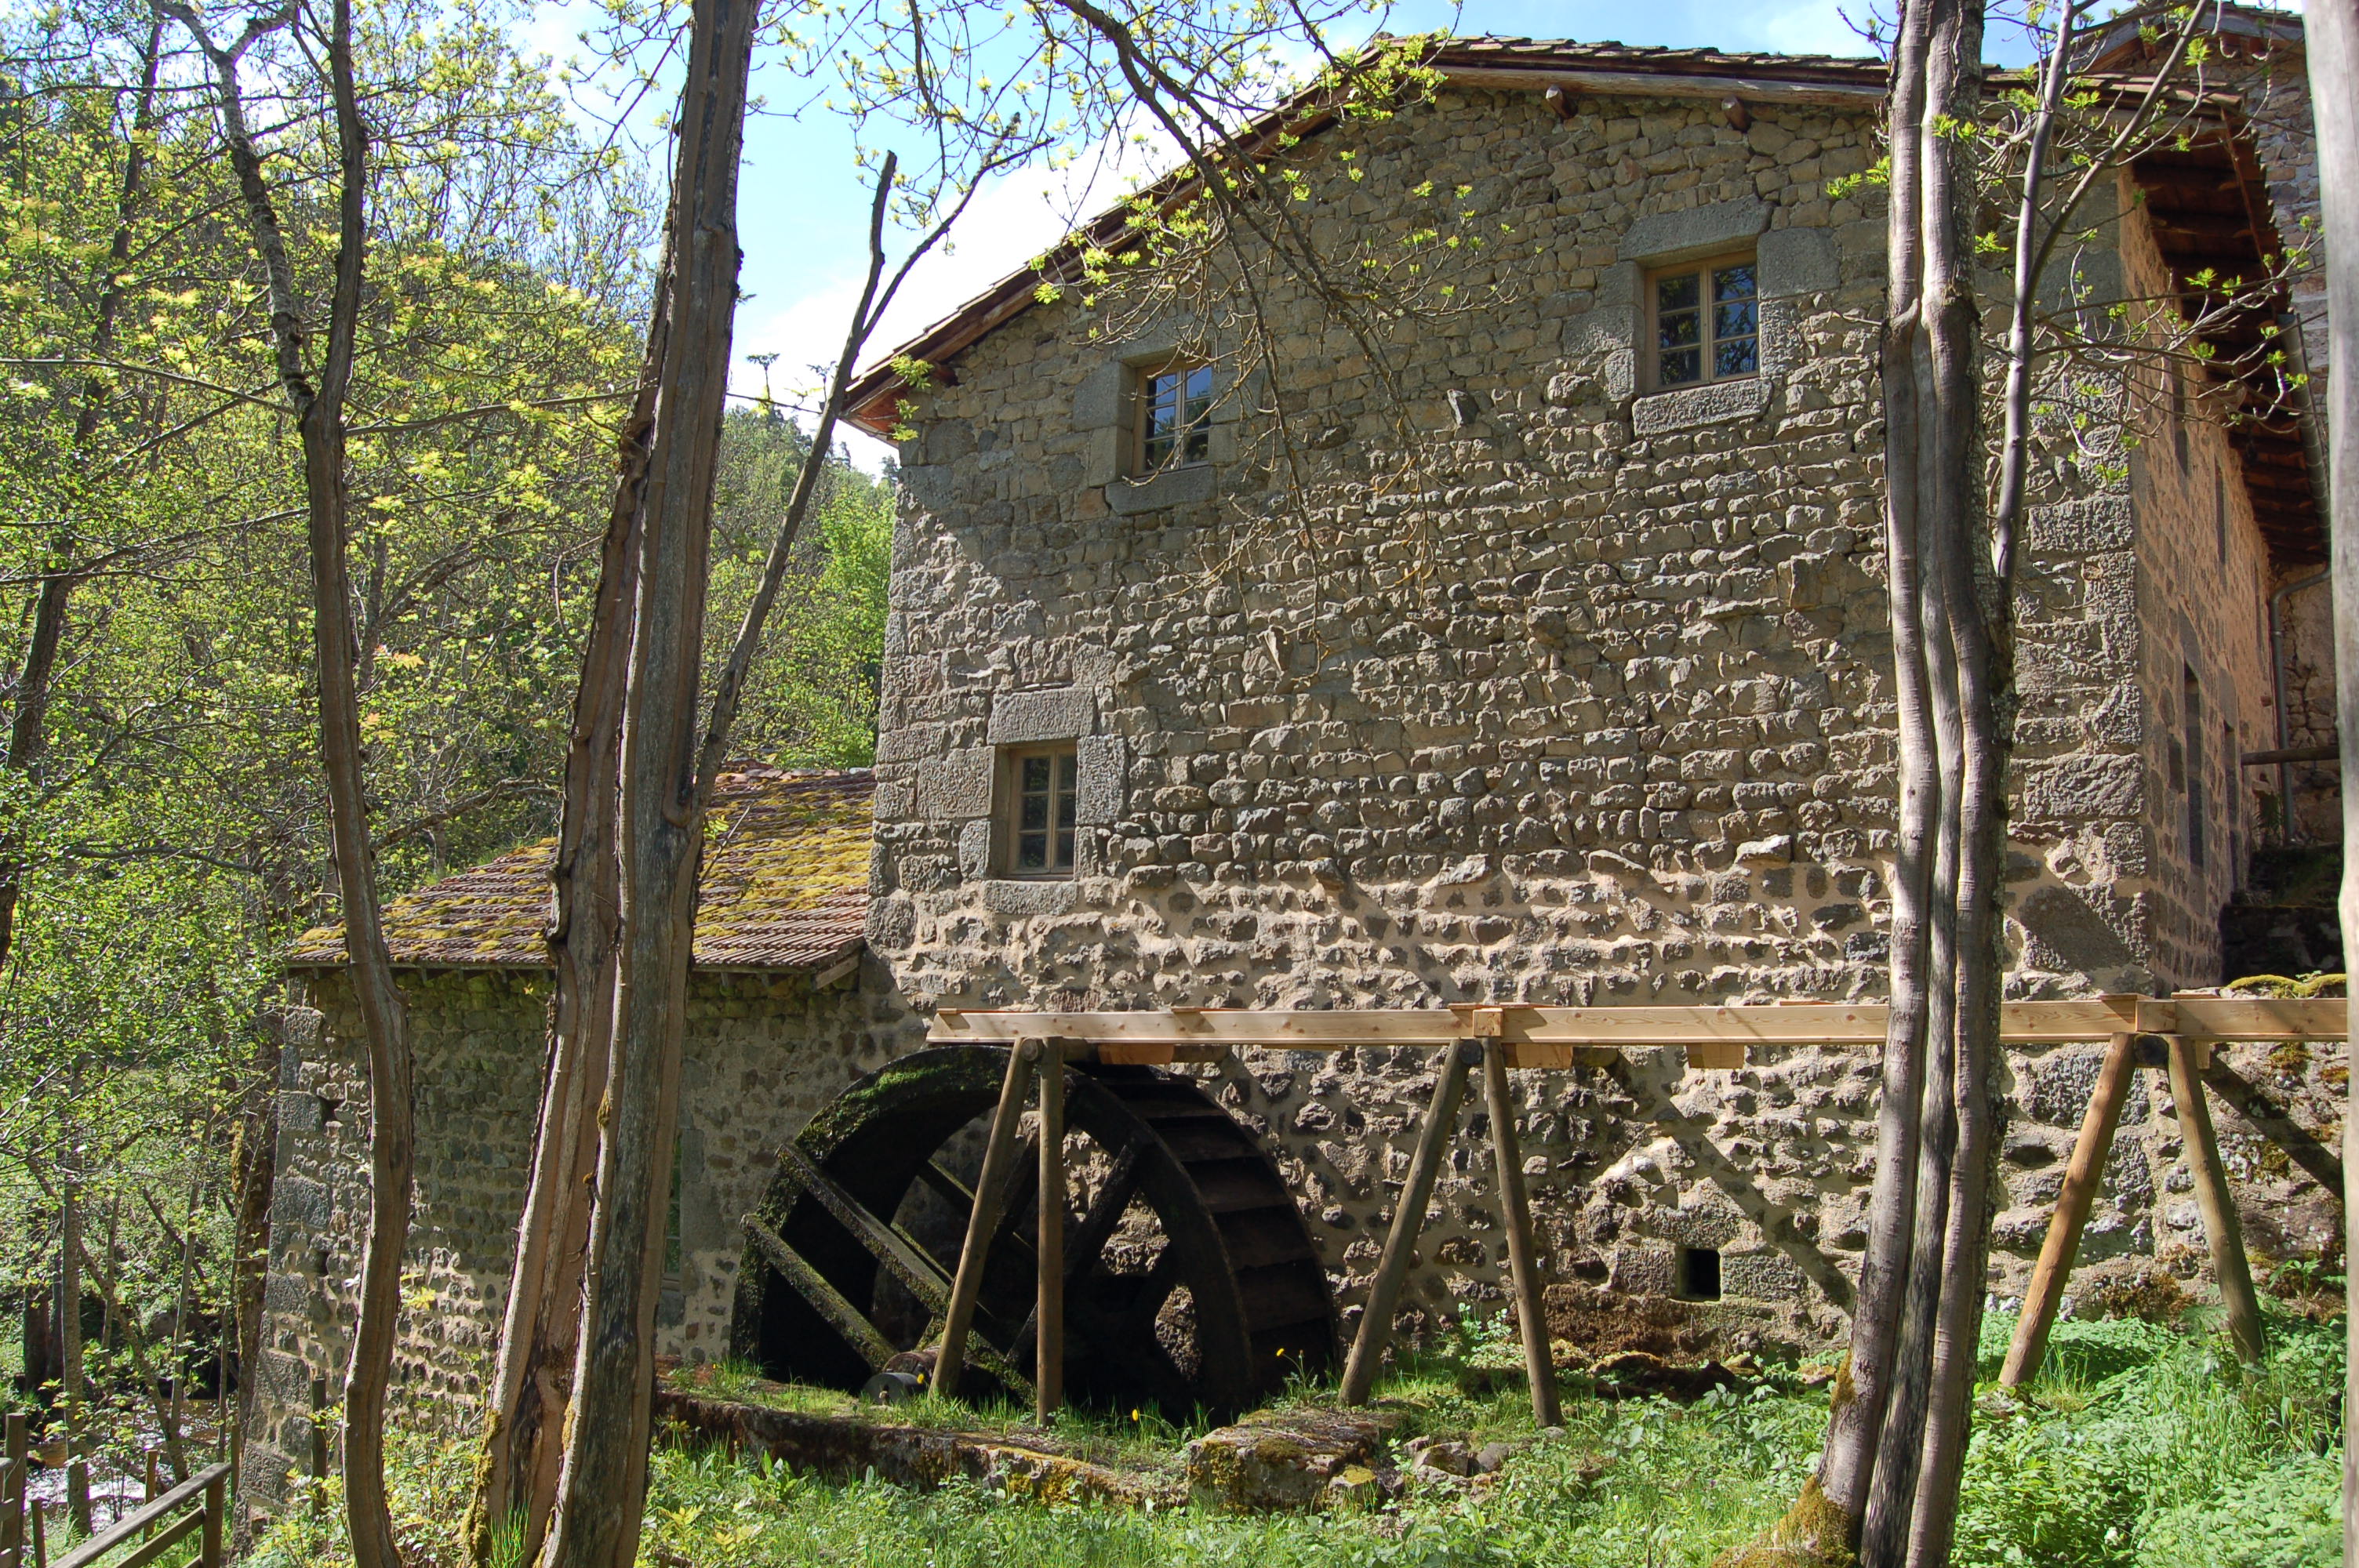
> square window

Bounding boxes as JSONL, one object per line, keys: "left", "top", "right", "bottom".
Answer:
{"left": 1136, "top": 362, "right": 1213, "bottom": 475}
{"left": 1649, "top": 256, "right": 1759, "bottom": 390}
{"left": 1677, "top": 1246, "right": 1722, "bottom": 1302}
{"left": 1001, "top": 745, "right": 1078, "bottom": 877}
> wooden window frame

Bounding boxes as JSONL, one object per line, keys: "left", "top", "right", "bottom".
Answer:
{"left": 998, "top": 743, "right": 1080, "bottom": 879}
{"left": 1645, "top": 252, "right": 1761, "bottom": 391}
{"left": 1130, "top": 359, "right": 1214, "bottom": 477}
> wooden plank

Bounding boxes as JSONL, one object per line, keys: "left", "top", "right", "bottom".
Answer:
{"left": 2000, "top": 1033, "right": 2139, "bottom": 1388}
{"left": 2144, "top": 996, "right": 2348, "bottom": 1040}
{"left": 931, "top": 998, "right": 2161, "bottom": 1047}
{"left": 934, "top": 1041, "right": 1037, "bottom": 1400}
{"left": 742, "top": 1214, "right": 896, "bottom": 1371}
{"left": 1687, "top": 1042, "right": 1746, "bottom": 1070}
{"left": 1482, "top": 1040, "right": 1560, "bottom": 1427}
{"left": 2165, "top": 1038, "right": 2267, "bottom": 1365}
{"left": 776, "top": 1142, "right": 953, "bottom": 1310}
{"left": 1340, "top": 1041, "right": 1478, "bottom": 1405}
{"left": 1438, "top": 64, "right": 1886, "bottom": 108}
{"left": 1036, "top": 1044, "right": 1067, "bottom": 1422}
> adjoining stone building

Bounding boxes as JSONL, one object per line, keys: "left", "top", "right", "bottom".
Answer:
{"left": 248, "top": 24, "right": 2345, "bottom": 1502}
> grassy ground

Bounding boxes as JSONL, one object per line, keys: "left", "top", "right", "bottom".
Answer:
{"left": 249, "top": 1306, "right": 2344, "bottom": 1568}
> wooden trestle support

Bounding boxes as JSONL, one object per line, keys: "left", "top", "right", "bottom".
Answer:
{"left": 912, "top": 993, "right": 2345, "bottom": 1417}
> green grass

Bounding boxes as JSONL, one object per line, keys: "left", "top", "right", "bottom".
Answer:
{"left": 250, "top": 1309, "right": 2346, "bottom": 1568}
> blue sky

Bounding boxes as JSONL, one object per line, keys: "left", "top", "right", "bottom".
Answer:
{"left": 515, "top": 2, "right": 1919, "bottom": 460}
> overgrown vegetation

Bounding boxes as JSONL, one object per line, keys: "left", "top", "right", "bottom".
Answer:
{"left": 248, "top": 1308, "right": 2343, "bottom": 1568}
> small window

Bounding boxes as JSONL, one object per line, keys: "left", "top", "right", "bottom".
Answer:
{"left": 2214, "top": 467, "right": 2228, "bottom": 564}
{"left": 1650, "top": 256, "right": 1758, "bottom": 388}
{"left": 1677, "top": 1246, "right": 1722, "bottom": 1301}
{"left": 2171, "top": 363, "right": 2191, "bottom": 471}
{"left": 1135, "top": 363, "right": 1212, "bottom": 474}
{"left": 2183, "top": 666, "right": 2205, "bottom": 873}
{"left": 1001, "top": 745, "right": 1078, "bottom": 877}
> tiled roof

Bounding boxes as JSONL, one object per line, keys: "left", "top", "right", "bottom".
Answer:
{"left": 288, "top": 768, "right": 873, "bottom": 973}
{"left": 1424, "top": 37, "right": 1886, "bottom": 85}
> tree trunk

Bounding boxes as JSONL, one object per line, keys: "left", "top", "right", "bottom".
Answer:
{"left": 541, "top": 1, "right": 758, "bottom": 1563}
{"left": 2308, "top": 3, "right": 2359, "bottom": 1562}
{"left": 169, "top": 0, "right": 416, "bottom": 1561}
{"left": 230, "top": 1022, "right": 282, "bottom": 1537}
{"left": 58, "top": 1140, "right": 89, "bottom": 1536}
{"left": 468, "top": 241, "right": 671, "bottom": 1568}
{"left": 1793, "top": 5, "right": 1998, "bottom": 1564}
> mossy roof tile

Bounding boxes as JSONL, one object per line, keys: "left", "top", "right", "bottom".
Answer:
{"left": 288, "top": 768, "right": 873, "bottom": 973}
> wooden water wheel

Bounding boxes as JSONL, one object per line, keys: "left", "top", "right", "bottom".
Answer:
{"left": 728, "top": 1045, "right": 1337, "bottom": 1417}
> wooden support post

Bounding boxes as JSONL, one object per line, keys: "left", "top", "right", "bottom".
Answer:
{"left": 2001, "top": 1031, "right": 2139, "bottom": 1388}
{"left": 1482, "top": 1039, "right": 1560, "bottom": 1427}
{"left": 5, "top": 1410, "right": 27, "bottom": 1567}
{"left": 27, "top": 1496, "right": 41, "bottom": 1568}
{"left": 935, "top": 1039, "right": 1039, "bottom": 1400}
{"left": 200, "top": 1473, "right": 223, "bottom": 1568}
{"left": 1339, "top": 1039, "right": 1477, "bottom": 1405}
{"left": 2166, "top": 1034, "right": 2267, "bottom": 1364}
{"left": 1035, "top": 1040, "right": 1067, "bottom": 1425}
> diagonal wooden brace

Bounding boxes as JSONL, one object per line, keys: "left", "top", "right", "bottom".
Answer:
{"left": 1339, "top": 1038, "right": 1478, "bottom": 1405}
{"left": 2165, "top": 1034, "right": 2266, "bottom": 1366}
{"left": 2000, "top": 1031, "right": 2137, "bottom": 1388}
{"left": 933, "top": 1040, "right": 1039, "bottom": 1399}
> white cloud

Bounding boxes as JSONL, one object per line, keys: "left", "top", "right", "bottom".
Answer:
{"left": 732, "top": 128, "right": 1171, "bottom": 467}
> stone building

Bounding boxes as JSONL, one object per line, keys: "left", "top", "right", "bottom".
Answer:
{"left": 247, "top": 24, "right": 2345, "bottom": 1500}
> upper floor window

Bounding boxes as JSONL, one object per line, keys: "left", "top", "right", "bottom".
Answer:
{"left": 1650, "top": 256, "right": 1758, "bottom": 388}
{"left": 1001, "top": 744, "right": 1078, "bottom": 877}
{"left": 1136, "top": 362, "right": 1212, "bottom": 474}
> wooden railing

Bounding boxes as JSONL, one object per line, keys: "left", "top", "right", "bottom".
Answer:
{"left": 45, "top": 1462, "right": 229, "bottom": 1568}
{"left": 0, "top": 1413, "right": 230, "bottom": 1568}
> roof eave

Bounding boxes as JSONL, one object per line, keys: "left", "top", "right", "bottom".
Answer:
{"left": 844, "top": 47, "right": 1896, "bottom": 434}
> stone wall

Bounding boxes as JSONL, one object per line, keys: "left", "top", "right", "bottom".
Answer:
{"left": 242, "top": 960, "right": 911, "bottom": 1508}
{"left": 2214, "top": 34, "right": 2341, "bottom": 847}
{"left": 863, "top": 82, "right": 2335, "bottom": 1345}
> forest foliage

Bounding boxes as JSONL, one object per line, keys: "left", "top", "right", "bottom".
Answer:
{"left": 0, "top": 0, "right": 889, "bottom": 1457}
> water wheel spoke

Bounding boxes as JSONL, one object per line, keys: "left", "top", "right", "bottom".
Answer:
{"left": 918, "top": 1154, "right": 1039, "bottom": 1272}
{"left": 777, "top": 1142, "right": 952, "bottom": 1312}
{"left": 742, "top": 1214, "right": 895, "bottom": 1371}
{"left": 1060, "top": 1137, "right": 1145, "bottom": 1286}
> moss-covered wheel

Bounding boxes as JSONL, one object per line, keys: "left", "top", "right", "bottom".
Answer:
{"left": 729, "top": 1045, "right": 1336, "bottom": 1417}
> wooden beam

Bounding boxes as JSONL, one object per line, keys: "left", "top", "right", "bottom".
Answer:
{"left": 933, "top": 1040, "right": 1037, "bottom": 1400}
{"left": 742, "top": 1214, "right": 896, "bottom": 1370}
{"left": 932, "top": 997, "right": 2354, "bottom": 1048}
{"left": 2000, "top": 1033, "right": 2139, "bottom": 1388}
{"left": 1035, "top": 1041, "right": 1068, "bottom": 1422}
{"left": 2140, "top": 996, "right": 2346, "bottom": 1040}
{"left": 1339, "top": 1040, "right": 1478, "bottom": 1404}
{"left": 932, "top": 997, "right": 2225, "bottom": 1047}
{"left": 2165, "top": 1036, "right": 2268, "bottom": 1365}
{"left": 1482, "top": 1040, "right": 1560, "bottom": 1428}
